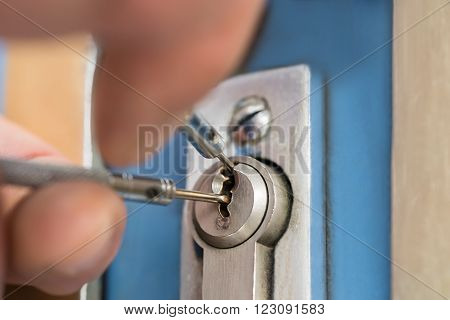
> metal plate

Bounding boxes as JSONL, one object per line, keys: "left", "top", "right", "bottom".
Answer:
{"left": 181, "top": 65, "right": 311, "bottom": 299}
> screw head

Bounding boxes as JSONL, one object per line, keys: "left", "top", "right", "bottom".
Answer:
{"left": 228, "top": 96, "right": 272, "bottom": 146}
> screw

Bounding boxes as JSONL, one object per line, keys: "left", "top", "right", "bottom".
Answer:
{"left": 228, "top": 95, "right": 272, "bottom": 146}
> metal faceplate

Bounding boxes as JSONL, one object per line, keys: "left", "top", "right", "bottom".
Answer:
{"left": 181, "top": 65, "right": 311, "bottom": 299}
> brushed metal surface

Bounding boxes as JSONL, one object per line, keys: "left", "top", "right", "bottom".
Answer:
{"left": 181, "top": 65, "right": 311, "bottom": 299}
{"left": 187, "top": 156, "right": 290, "bottom": 299}
{"left": 193, "top": 162, "right": 268, "bottom": 249}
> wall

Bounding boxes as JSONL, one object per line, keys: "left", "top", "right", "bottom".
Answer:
{"left": 4, "top": 36, "right": 88, "bottom": 164}
{"left": 393, "top": 0, "right": 450, "bottom": 299}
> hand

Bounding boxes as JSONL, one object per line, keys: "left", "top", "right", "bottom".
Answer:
{"left": 0, "top": 117, "right": 126, "bottom": 297}
{"left": 0, "top": 0, "right": 264, "bottom": 297}
{"left": 0, "top": 0, "right": 265, "bottom": 165}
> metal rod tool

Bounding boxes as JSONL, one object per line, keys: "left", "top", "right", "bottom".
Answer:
{"left": 180, "top": 113, "right": 235, "bottom": 173}
{"left": 0, "top": 158, "right": 230, "bottom": 205}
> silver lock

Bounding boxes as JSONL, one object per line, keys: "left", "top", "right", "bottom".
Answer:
{"left": 192, "top": 161, "right": 268, "bottom": 249}
{"left": 191, "top": 156, "right": 290, "bottom": 249}
{"left": 186, "top": 156, "right": 291, "bottom": 299}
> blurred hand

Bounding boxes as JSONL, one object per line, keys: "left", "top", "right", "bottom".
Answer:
{"left": 94, "top": 0, "right": 265, "bottom": 165}
{"left": 0, "top": 0, "right": 265, "bottom": 164}
{"left": 0, "top": 0, "right": 264, "bottom": 297}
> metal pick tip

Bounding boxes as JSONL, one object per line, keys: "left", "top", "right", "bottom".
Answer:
{"left": 217, "top": 153, "right": 235, "bottom": 173}
{"left": 217, "top": 194, "right": 231, "bottom": 204}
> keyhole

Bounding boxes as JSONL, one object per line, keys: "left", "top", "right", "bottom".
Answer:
{"left": 215, "top": 167, "right": 235, "bottom": 230}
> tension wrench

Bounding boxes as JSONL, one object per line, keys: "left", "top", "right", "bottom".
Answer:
{"left": 180, "top": 113, "right": 235, "bottom": 174}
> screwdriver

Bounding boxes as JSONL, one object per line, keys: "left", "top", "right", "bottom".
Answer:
{"left": 180, "top": 113, "right": 235, "bottom": 173}
{"left": 0, "top": 158, "right": 230, "bottom": 205}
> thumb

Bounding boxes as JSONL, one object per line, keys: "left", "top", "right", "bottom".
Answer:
{"left": 0, "top": 116, "right": 127, "bottom": 296}
{"left": 6, "top": 181, "right": 126, "bottom": 295}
